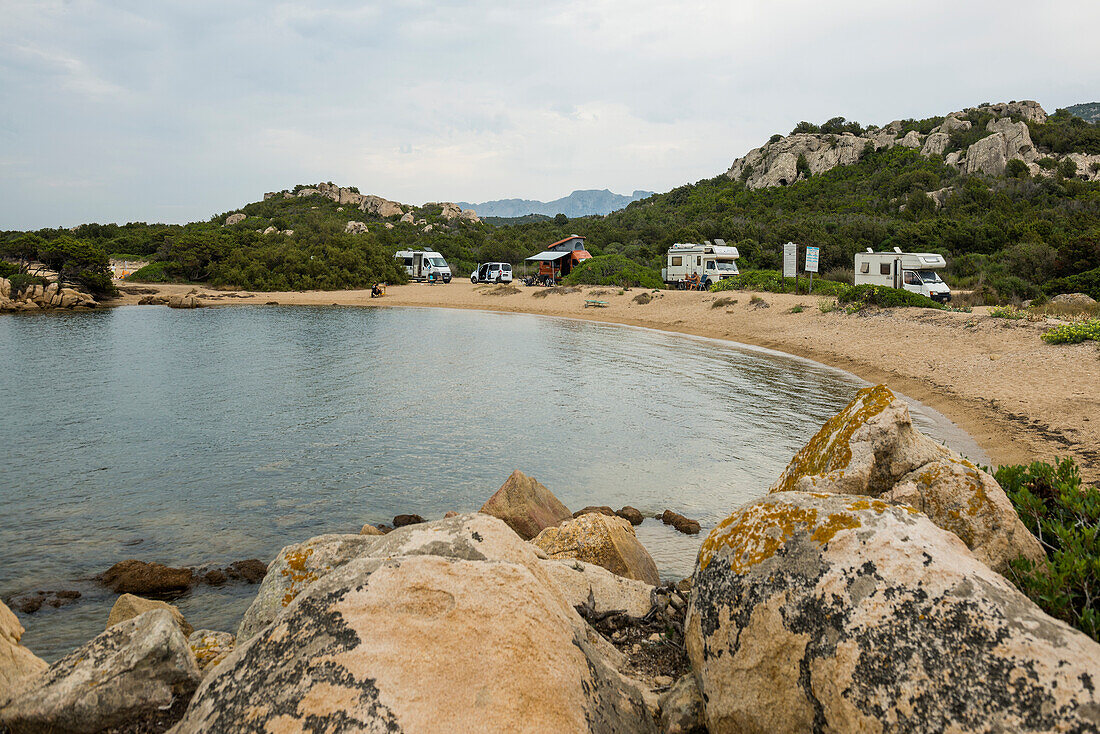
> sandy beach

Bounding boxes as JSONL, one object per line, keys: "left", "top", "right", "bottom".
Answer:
{"left": 118, "top": 281, "right": 1100, "bottom": 483}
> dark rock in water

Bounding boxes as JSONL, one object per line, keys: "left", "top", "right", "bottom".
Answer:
{"left": 376, "top": 524, "right": 393, "bottom": 534}
{"left": 616, "top": 506, "right": 644, "bottom": 526}
{"left": 573, "top": 505, "right": 616, "bottom": 518}
{"left": 393, "top": 513, "right": 425, "bottom": 528}
{"left": 121, "top": 537, "right": 144, "bottom": 547}
{"left": 98, "top": 560, "right": 194, "bottom": 596}
{"left": 0, "top": 609, "right": 200, "bottom": 733}
{"left": 225, "top": 559, "right": 267, "bottom": 584}
{"left": 8, "top": 590, "right": 82, "bottom": 614}
{"left": 661, "top": 510, "right": 701, "bottom": 535}
{"left": 202, "top": 569, "right": 227, "bottom": 586}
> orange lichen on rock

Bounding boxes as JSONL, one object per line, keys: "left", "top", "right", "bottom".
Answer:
{"left": 699, "top": 499, "right": 868, "bottom": 573}
{"left": 771, "top": 385, "right": 897, "bottom": 494}
{"left": 280, "top": 546, "right": 323, "bottom": 607}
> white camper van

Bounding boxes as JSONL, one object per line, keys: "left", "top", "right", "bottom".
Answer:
{"left": 395, "top": 249, "right": 452, "bottom": 283}
{"left": 854, "top": 248, "right": 951, "bottom": 303}
{"left": 662, "top": 239, "right": 740, "bottom": 289}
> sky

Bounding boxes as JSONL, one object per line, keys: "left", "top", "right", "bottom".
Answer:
{"left": 1, "top": 0, "right": 1098, "bottom": 230}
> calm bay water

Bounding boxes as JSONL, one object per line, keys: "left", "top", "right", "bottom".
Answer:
{"left": 0, "top": 305, "right": 985, "bottom": 660}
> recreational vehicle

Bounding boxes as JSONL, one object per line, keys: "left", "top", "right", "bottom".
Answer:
{"left": 395, "top": 249, "right": 452, "bottom": 283}
{"left": 662, "top": 240, "right": 740, "bottom": 289}
{"left": 524, "top": 235, "right": 592, "bottom": 285}
{"left": 854, "top": 248, "right": 951, "bottom": 302}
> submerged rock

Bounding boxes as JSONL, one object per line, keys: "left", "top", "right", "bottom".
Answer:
{"left": 685, "top": 492, "right": 1100, "bottom": 733}
{"left": 174, "top": 555, "right": 656, "bottom": 733}
{"left": 662, "top": 510, "right": 701, "bottom": 535}
{"left": 479, "top": 469, "right": 572, "bottom": 540}
{"left": 392, "top": 513, "right": 425, "bottom": 527}
{"left": 574, "top": 505, "right": 616, "bottom": 518}
{"left": 107, "top": 593, "right": 193, "bottom": 637}
{"left": 0, "top": 599, "right": 48, "bottom": 701}
{"left": 0, "top": 609, "right": 200, "bottom": 733}
{"left": 533, "top": 512, "right": 661, "bottom": 585}
{"left": 616, "top": 506, "right": 644, "bottom": 526}
{"left": 225, "top": 558, "right": 267, "bottom": 583}
{"left": 769, "top": 384, "right": 1043, "bottom": 573}
{"left": 98, "top": 559, "right": 194, "bottom": 596}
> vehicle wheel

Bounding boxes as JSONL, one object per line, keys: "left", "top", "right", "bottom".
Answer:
{"left": 471, "top": 276, "right": 477, "bottom": 284}
{"left": 702, "top": 278, "right": 711, "bottom": 289}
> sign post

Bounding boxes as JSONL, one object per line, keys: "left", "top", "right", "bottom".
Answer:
{"left": 783, "top": 242, "right": 797, "bottom": 290}
{"left": 805, "top": 246, "right": 819, "bottom": 295}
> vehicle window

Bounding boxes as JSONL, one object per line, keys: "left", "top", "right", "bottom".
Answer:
{"left": 671, "top": 256, "right": 682, "bottom": 266}
{"left": 917, "top": 269, "right": 942, "bottom": 283}
{"left": 697, "top": 257, "right": 701, "bottom": 266}
{"left": 403, "top": 258, "right": 413, "bottom": 266}
{"left": 860, "top": 262, "right": 870, "bottom": 273}
{"left": 904, "top": 271, "right": 920, "bottom": 285}
{"left": 715, "top": 261, "right": 737, "bottom": 271}
{"left": 502, "top": 264, "right": 511, "bottom": 271}
{"left": 705, "top": 260, "right": 715, "bottom": 270}
{"left": 429, "top": 257, "right": 447, "bottom": 267}
{"left": 880, "top": 263, "right": 891, "bottom": 275}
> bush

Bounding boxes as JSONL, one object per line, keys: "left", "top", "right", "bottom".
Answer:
{"left": 997, "top": 458, "right": 1099, "bottom": 641}
{"left": 6, "top": 273, "right": 48, "bottom": 295}
{"left": 836, "top": 284, "right": 945, "bottom": 310}
{"left": 0, "top": 261, "right": 18, "bottom": 279}
{"left": 1041, "top": 319, "right": 1100, "bottom": 344}
{"left": 562, "top": 255, "right": 663, "bottom": 289}
{"left": 1045, "top": 267, "right": 1100, "bottom": 300}
{"left": 709, "top": 269, "right": 850, "bottom": 297}
{"left": 128, "top": 261, "right": 184, "bottom": 283}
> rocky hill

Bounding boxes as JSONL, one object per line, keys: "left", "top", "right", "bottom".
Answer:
{"left": 727, "top": 100, "right": 1100, "bottom": 189}
{"left": 1067, "top": 102, "right": 1100, "bottom": 124}
{"left": 457, "top": 189, "right": 654, "bottom": 218}
{"left": 261, "top": 183, "right": 481, "bottom": 225}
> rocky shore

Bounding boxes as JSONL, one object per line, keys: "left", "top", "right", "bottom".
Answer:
{"left": 2, "top": 385, "right": 1098, "bottom": 732}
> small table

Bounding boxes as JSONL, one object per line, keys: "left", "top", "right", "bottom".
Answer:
{"left": 584, "top": 300, "right": 608, "bottom": 308}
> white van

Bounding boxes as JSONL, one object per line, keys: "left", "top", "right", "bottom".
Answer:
{"left": 661, "top": 239, "right": 740, "bottom": 289}
{"left": 854, "top": 248, "right": 951, "bottom": 303}
{"left": 470, "top": 262, "right": 513, "bottom": 283}
{"left": 396, "top": 249, "right": 452, "bottom": 283}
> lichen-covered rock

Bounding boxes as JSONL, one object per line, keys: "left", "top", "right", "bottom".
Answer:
{"left": 344, "top": 220, "right": 368, "bottom": 234}
{"left": 726, "top": 133, "right": 873, "bottom": 189}
{"left": 98, "top": 558, "right": 194, "bottom": 595}
{"left": 0, "top": 599, "right": 47, "bottom": 702}
{"left": 685, "top": 492, "right": 1100, "bottom": 734}
{"left": 897, "top": 130, "right": 923, "bottom": 148}
{"left": 770, "top": 384, "right": 949, "bottom": 497}
{"left": 921, "top": 131, "right": 950, "bottom": 156}
{"left": 187, "top": 629, "right": 234, "bottom": 675}
{"left": 884, "top": 456, "right": 1045, "bottom": 573}
{"left": 770, "top": 385, "right": 1042, "bottom": 573}
{"left": 167, "top": 294, "right": 202, "bottom": 309}
{"left": 236, "top": 533, "right": 379, "bottom": 642}
{"left": 479, "top": 469, "right": 572, "bottom": 540}
{"left": 541, "top": 558, "right": 655, "bottom": 617}
{"left": 533, "top": 512, "right": 661, "bottom": 585}
{"left": 0, "top": 609, "right": 200, "bottom": 733}
{"left": 107, "top": 593, "right": 193, "bottom": 636}
{"left": 358, "top": 194, "right": 404, "bottom": 218}
{"left": 659, "top": 673, "right": 706, "bottom": 734}
{"left": 224, "top": 212, "right": 246, "bottom": 226}
{"left": 173, "top": 555, "right": 656, "bottom": 733}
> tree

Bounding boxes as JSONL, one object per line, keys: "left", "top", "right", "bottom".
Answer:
{"left": 0, "top": 233, "right": 42, "bottom": 273}
{"left": 553, "top": 213, "right": 568, "bottom": 225}
{"left": 1005, "top": 159, "right": 1030, "bottom": 179}
{"left": 38, "top": 236, "right": 113, "bottom": 295}
{"left": 791, "top": 121, "right": 820, "bottom": 135}
{"left": 796, "top": 154, "right": 812, "bottom": 180}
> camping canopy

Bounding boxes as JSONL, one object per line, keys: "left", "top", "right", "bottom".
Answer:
{"left": 525, "top": 251, "right": 571, "bottom": 262}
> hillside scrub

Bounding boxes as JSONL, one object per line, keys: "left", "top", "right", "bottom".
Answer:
{"left": 1040, "top": 319, "right": 1100, "bottom": 344}
{"left": 561, "top": 254, "right": 663, "bottom": 289}
{"left": 836, "top": 284, "right": 945, "bottom": 310}
{"left": 997, "top": 458, "right": 1100, "bottom": 641}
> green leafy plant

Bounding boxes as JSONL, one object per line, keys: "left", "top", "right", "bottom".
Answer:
{"left": 1041, "top": 319, "right": 1100, "bottom": 344}
{"left": 997, "top": 459, "right": 1100, "bottom": 641}
{"left": 789, "top": 304, "right": 805, "bottom": 313}
{"left": 836, "top": 284, "right": 945, "bottom": 310}
{"left": 562, "top": 254, "right": 663, "bottom": 289}
{"left": 990, "top": 305, "right": 1027, "bottom": 319}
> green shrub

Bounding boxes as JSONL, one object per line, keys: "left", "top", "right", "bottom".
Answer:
{"left": 1041, "top": 319, "right": 1100, "bottom": 344}
{"left": 990, "top": 305, "right": 1027, "bottom": 319}
{"left": 708, "top": 269, "right": 849, "bottom": 296}
{"left": 562, "top": 254, "right": 663, "bottom": 289}
{"left": 1045, "top": 267, "right": 1100, "bottom": 301}
{"left": 836, "top": 284, "right": 945, "bottom": 310}
{"left": 997, "top": 458, "right": 1099, "bottom": 641}
{"left": 6, "top": 273, "right": 48, "bottom": 295}
{"left": 129, "top": 261, "right": 184, "bottom": 283}
{"left": 0, "top": 261, "right": 18, "bottom": 279}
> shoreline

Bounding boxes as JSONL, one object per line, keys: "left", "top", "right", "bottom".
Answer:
{"left": 114, "top": 281, "right": 1100, "bottom": 482}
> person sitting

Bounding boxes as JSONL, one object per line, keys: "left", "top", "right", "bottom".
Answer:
{"left": 371, "top": 283, "right": 385, "bottom": 298}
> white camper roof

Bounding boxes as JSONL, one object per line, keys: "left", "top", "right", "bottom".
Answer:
{"left": 859, "top": 248, "right": 946, "bottom": 269}
{"left": 668, "top": 241, "right": 739, "bottom": 258}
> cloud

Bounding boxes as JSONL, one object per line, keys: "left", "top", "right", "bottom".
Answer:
{"left": 0, "top": 0, "right": 1098, "bottom": 228}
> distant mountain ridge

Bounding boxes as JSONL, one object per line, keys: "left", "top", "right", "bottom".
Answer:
{"left": 1066, "top": 102, "right": 1100, "bottom": 123}
{"left": 457, "top": 189, "right": 654, "bottom": 218}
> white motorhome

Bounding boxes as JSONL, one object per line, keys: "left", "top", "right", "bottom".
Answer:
{"left": 395, "top": 249, "right": 452, "bottom": 283}
{"left": 854, "top": 247, "right": 951, "bottom": 303}
{"left": 661, "top": 239, "right": 740, "bottom": 289}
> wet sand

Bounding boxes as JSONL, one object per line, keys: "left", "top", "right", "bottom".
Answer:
{"left": 117, "top": 281, "right": 1100, "bottom": 483}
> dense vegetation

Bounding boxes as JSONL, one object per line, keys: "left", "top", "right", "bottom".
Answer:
{"left": 709, "top": 269, "right": 850, "bottom": 297}
{"left": 2, "top": 107, "right": 1097, "bottom": 300}
{"left": 998, "top": 459, "right": 1099, "bottom": 641}
{"left": 0, "top": 233, "right": 113, "bottom": 297}
{"left": 561, "top": 254, "right": 663, "bottom": 289}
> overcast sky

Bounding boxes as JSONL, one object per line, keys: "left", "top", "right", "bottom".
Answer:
{"left": 1, "top": 0, "right": 1098, "bottom": 229}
